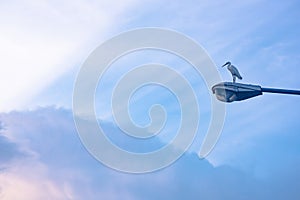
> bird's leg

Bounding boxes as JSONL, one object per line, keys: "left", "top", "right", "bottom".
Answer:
{"left": 233, "top": 76, "right": 236, "bottom": 83}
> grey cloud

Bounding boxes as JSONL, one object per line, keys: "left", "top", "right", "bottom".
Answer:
{"left": 0, "top": 107, "right": 299, "bottom": 200}
{"left": 0, "top": 125, "right": 26, "bottom": 166}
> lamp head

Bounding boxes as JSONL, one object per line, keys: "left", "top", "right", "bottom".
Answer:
{"left": 212, "top": 82, "right": 263, "bottom": 103}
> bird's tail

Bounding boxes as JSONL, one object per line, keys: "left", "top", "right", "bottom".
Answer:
{"left": 237, "top": 75, "right": 242, "bottom": 80}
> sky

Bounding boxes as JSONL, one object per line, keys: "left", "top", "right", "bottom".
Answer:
{"left": 1, "top": 0, "right": 300, "bottom": 199}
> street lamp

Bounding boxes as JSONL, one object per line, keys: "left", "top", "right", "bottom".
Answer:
{"left": 212, "top": 82, "right": 300, "bottom": 103}
{"left": 212, "top": 62, "right": 300, "bottom": 103}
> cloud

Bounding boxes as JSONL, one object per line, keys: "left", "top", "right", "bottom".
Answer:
{"left": 0, "top": 0, "right": 139, "bottom": 111}
{"left": 0, "top": 135, "right": 24, "bottom": 166}
{"left": 0, "top": 107, "right": 300, "bottom": 199}
{"left": 0, "top": 167, "right": 72, "bottom": 200}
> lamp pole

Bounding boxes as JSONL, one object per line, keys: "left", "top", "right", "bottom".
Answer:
{"left": 261, "top": 87, "right": 300, "bottom": 95}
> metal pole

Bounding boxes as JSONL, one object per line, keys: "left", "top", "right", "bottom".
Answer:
{"left": 261, "top": 87, "right": 300, "bottom": 95}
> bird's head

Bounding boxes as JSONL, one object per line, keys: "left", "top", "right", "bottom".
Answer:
{"left": 222, "top": 61, "right": 231, "bottom": 67}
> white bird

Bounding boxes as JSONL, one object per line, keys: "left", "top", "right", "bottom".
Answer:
{"left": 222, "top": 62, "right": 242, "bottom": 83}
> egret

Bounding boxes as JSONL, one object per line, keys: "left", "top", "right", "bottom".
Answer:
{"left": 222, "top": 62, "right": 242, "bottom": 83}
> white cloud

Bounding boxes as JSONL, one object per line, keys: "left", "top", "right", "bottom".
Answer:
{"left": 0, "top": 164, "right": 72, "bottom": 200}
{"left": 0, "top": 0, "right": 138, "bottom": 111}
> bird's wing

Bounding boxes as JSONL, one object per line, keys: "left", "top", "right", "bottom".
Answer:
{"left": 230, "top": 65, "right": 242, "bottom": 79}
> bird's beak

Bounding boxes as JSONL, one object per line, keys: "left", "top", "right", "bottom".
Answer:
{"left": 221, "top": 62, "right": 230, "bottom": 67}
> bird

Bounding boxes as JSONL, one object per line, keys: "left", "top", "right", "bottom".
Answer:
{"left": 222, "top": 62, "right": 242, "bottom": 83}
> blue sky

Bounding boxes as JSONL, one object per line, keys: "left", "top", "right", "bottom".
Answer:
{"left": 1, "top": 0, "right": 300, "bottom": 199}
